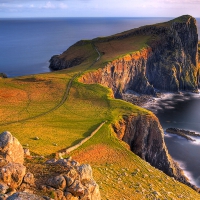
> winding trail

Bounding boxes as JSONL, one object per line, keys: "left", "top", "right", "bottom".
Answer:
{"left": 0, "top": 44, "right": 101, "bottom": 126}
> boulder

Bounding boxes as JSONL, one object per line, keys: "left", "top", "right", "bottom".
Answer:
{"left": 0, "top": 182, "right": 9, "bottom": 194}
{"left": 0, "top": 131, "right": 24, "bottom": 164}
{"left": 7, "top": 192, "right": 45, "bottom": 200}
{"left": 0, "top": 163, "right": 26, "bottom": 189}
{"left": 45, "top": 158, "right": 101, "bottom": 200}
{"left": 46, "top": 175, "right": 66, "bottom": 190}
{"left": 78, "top": 164, "right": 93, "bottom": 183}
{"left": 23, "top": 172, "right": 35, "bottom": 186}
{"left": 63, "top": 168, "right": 78, "bottom": 187}
{"left": 23, "top": 148, "right": 30, "bottom": 157}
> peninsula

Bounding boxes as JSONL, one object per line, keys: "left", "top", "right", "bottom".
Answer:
{"left": 0, "top": 15, "right": 199, "bottom": 199}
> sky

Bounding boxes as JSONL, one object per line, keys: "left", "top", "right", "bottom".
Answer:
{"left": 0, "top": 0, "right": 200, "bottom": 18}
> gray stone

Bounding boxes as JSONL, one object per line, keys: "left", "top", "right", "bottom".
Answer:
{"left": 0, "top": 183, "right": 8, "bottom": 194}
{"left": 0, "top": 162, "right": 26, "bottom": 189}
{"left": 0, "top": 131, "right": 24, "bottom": 164}
{"left": 23, "top": 172, "right": 35, "bottom": 186}
{"left": 23, "top": 149, "right": 30, "bottom": 157}
{"left": 7, "top": 192, "right": 45, "bottom": 200}
{"left": 46, "top": 175, "right": 66, "bottom": 190}
{"left": 79, "top": 164, "right": 93, "bottom": 183}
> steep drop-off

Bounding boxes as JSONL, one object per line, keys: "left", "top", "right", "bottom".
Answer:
{"left": 49, "top": 15, "right": 200, "bottom": 190}
{"left": 80, "top": 15, "right": 199, "bottom": 97}
{"left": 50, "top": 15, "right": 199, "bottom": 97}
{"left": 112, "top": 114, "right": 199, "bottom": 190}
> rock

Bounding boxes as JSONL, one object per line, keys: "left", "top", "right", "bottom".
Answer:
{"left": 0, "top": 131, "right": 24, "bottom": 164}
{"left": 23, "top": 148, "right": 30, "bottom": 156}
{"left": 0, "top": 73, "right": 7, "bottom": 78}
{"left": 113, "top": 114, "right": 190, "bottom": 186}
{"left": 45, "top": 158, "right": 101, "bottom": 200}
{"left": 23, "top": 172, "right": 35, "bottom": 186}
{"left": 7, "top": 192, "right": 45, "bottom": 200}
{"left": 0, "top": 162, "right": 26, "bottom": 189}
{"left": 67, "top": 180, "right": 85, "bottom": 196}
{"left": 0, "top": 182, "right": 9, "bottom": 194}
{"left": 64, "top": 192, "right": 78, "bottom": 200}
{"left": 51, "top": 189, "right": 65, "bottom": 200}
{"left": 46, "top": 175, "right": 66, "bottom": 190}
{"left": 45, "top": 158, "right": 57, "bottom": 164}
{"left": 79, "top": 15, "right": 198, "bottom": 97}
{"left": 64, "top": 168, "right": 78, "bottom": 187}
{"left": 78, "top": 164, "right": 93, "bottom": 183}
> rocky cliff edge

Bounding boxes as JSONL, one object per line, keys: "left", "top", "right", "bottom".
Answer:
{"left": 79, "top": 15, "right": 199, "bottom": 97}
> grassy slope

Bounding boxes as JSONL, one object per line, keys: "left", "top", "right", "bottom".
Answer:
{"left": 0, "top": 18, "right": 200, "bottom": 199}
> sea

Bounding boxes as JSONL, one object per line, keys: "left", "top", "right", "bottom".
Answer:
{"left": 1, "top": 17, "right": 200, "bottom": 187}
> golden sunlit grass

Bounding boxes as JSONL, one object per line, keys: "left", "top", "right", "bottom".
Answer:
{"left": 71, "top": 123, "right": 200, "bottom": 200}
{"left": 0, "top": 17, "right": 200, "bottom": 199}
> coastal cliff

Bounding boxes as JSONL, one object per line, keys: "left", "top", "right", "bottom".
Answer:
{"left": 50, "top": 15, "right": 199, "bottom": 97}
{"left": 49, "top": 15, "right": 200, "bottom": 190}
{"left": 80, "top": 15, "right": 199, "bottom": 97}
{"left": 113, "top": 114, "right": 198, "bottom": 190}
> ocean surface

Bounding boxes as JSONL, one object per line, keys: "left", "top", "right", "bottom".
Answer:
{"left": 1, "top": 17, "right": 199, "bottom": 77}
{"left": 1, "top": 17, "right": 200, "bottom": 187}
{"left": 144, "top": 92, "right": 200, "bottom": 187}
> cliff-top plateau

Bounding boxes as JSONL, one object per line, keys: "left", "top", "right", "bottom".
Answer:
{"left": 0, "top": 15, "right": 200, "bottom": 199}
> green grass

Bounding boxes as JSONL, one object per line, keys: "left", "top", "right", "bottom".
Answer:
{"left": 0, "top": 16, "right": 200, "bottom": 199}
{"left": 71, "top": 123, "right": 200, "bottom": 200}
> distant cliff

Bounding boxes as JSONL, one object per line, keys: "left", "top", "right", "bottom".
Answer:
{"left": 80, "top": 15, "right": 199, "bottom": 97}
{"left": 50, "top": 15, "right": 199, "bottom": 97}
{"left": 0, "top": 73, "right": 7, "bottom": 78}
{"left": 49, "top": 15, "right": 200, "bottom": 190}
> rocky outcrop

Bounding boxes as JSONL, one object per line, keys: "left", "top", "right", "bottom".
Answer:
{"left": 112, "top": 114, "right": 198, "bottom": 189}
{"left": 0, "top": 131, "right": 24, "bottom": 164}
{"left": 7, "top": 192, "right": 45, "bottom": 200}
{"left": 43, "top": 158, "right": 101, "bottom": 200}
{"left": 80, "top": 15, "right": 199, "bottom": 97}
{"left": 166, "top": 128, "right": 200, "bottom": 141}
{"left": 49, "top": 55, "right": 84, "bottom": 71}
{"left": 0, "top": 73, "right": 7, "bottom": 78}
{"left": 49, "top": 16, "right": 198, "bottom": 97}
{"left": 0, "top": 131, "right": 101, "bottom": 200}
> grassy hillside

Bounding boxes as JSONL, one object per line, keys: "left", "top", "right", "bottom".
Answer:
{"left": 0, "top": 18, "right": 200, "bottom": 199}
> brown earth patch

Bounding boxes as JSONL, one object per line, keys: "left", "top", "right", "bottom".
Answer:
{"left": 0, "top": 88, "right": 27, "bottom": 103}
{"left": 73, "top": 144, "right": 121, "bottom": 165}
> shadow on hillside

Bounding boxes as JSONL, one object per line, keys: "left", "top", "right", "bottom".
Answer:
{"left": 70, "top": 122, "right": 102, "bottom": 146}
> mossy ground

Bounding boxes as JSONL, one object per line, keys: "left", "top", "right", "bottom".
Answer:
{"left": 0, "top": 17, "right": 200, "bottom": 199}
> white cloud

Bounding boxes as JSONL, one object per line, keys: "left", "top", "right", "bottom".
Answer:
{"left": 42, "top": 1, "right": 56, "bottom": 9}
{"left": 59, "top": 2, "right": 68, "bottom": 9}
{"left": 161, "top": 0, "right": 200, "bottom": 3}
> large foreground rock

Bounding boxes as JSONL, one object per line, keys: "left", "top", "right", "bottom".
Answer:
{"left": 0, "top": 131, "right": 24, "bottom": 164}
{"left": 0, "top": 162, "right": 26, "bottom": 189}
{"left": 0, "top": 131, "right": 101, "bottom": 199}
{"left": 44, "top": 158, "right": 101, "bottom": 200}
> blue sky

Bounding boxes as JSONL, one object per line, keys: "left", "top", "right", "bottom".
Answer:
{"left": 0, "top": 0, "right": 200, "bottom": 18}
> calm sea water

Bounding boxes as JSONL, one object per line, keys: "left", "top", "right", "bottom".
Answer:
{"left": 1, "top": 17, "right": 200, "bottom": 187}
{"left": 1, "top": 17, "right": 199, "bottom": 77}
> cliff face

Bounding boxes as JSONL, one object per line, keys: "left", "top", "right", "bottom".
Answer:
{"left": 81, "top": 48, "right": 156, "bottom": 98}
{"left": 80, "top": 15, "right": 199, "bottom": 97}
{"left": 146, "top": 16, "right": 198, "bottom": 92}
{"left": 112, "top": 114, "right": 197, "bottom": 188}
